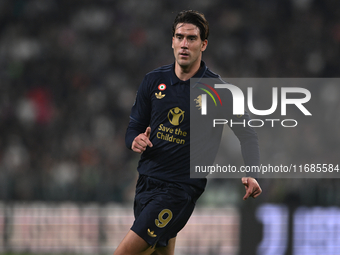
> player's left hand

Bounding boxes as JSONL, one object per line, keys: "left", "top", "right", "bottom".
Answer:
{"left": 242, "top": 177, "right": 262, "bottom": 200}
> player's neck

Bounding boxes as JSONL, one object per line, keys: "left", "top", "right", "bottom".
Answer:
{"left": 175, "top": 60, "right": 202, "bottom": 81}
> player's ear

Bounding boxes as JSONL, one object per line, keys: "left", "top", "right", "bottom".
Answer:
{"left": 172, "top": 37, "right": 175, "bottom": 49}
{"left": 201, "top": 39, "right": 208, "bottom": 52}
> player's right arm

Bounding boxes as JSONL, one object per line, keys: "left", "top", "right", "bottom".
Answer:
{"left": 131, "top": 127, "right": 153, "bottom": 153}
{"left": 125, "top": 75, "right": 152, "bottom": 153}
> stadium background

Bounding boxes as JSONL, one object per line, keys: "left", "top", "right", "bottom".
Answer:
{"left": 0, "top": 0, "right": 340, "bottom": 254}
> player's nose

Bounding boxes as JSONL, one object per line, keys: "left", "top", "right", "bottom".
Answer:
{"left": 180, "top": 38, "right": 188, "bottom": 48}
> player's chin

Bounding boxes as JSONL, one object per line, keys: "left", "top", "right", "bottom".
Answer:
{"left": 176, "top": 57, "right": 190, "bottom": 65}
{"left": 177, "top": 61, "right": 192, "bottom": 70}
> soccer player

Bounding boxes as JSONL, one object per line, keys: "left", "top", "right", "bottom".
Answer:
{"left": 115, "top": 10, "right": 262, "bottom": 255}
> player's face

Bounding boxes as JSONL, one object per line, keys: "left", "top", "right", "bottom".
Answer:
{"left": 172, "top": 23, "right": 208, "bottom": 70}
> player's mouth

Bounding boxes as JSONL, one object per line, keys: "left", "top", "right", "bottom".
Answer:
{"left": 179, "top": 52, "right": 189, "bottom": 58}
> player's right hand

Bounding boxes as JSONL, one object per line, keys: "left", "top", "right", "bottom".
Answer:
{"left": 131, "top": 127, "right": 153, "bottom": 154}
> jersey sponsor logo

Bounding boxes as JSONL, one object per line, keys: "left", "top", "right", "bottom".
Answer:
{"left": 157, "top": 124, "right": 187, "bottom": 144}
{"left": 157, "top": 107, "right": 187, "bottom": 144}
{"left": 168, "top": 107, "right": 184, "bottom": 126}
{"left": 158, "top": 83, "right": 166, "bottom": 91}
{"left": 155, "top": 91, "right": 165, "bottom": 99}
{"left": 147, "top": 228, "right": 157, "bottom": 238}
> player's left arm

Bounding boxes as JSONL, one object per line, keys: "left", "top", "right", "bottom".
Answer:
{"left": 242, "top": 177, "right": 262, "bottom": 200}
{"left": 216, "top": 78, "right": 262, "bottom": 199}
{"left": 228, "top": 112, "right": 262, "bottom": 199}
{"left": 230, "top": 111, "right": 260, "bottom": 176}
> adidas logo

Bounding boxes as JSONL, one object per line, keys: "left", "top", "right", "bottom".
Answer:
{"left": 155, "top": 92, "right": 165, "bottom": 99}
{"left": 147, "top": 229, "right": 157, "bottom": 238}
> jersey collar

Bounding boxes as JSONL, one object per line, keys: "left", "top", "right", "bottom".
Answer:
{"left": 170, "top": 61, "right": 207, "bottom": 86}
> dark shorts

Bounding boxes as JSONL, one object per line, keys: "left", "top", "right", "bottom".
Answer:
{"left": 131, "top": 175, "right": 195, "bottom": 248}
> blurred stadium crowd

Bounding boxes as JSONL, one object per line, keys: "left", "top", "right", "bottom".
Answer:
{"left": 0, "top": 0, "right": 339, "bottom": 205}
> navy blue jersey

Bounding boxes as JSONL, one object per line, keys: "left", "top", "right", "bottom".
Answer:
{"left": 125, "top": 61, "right": 259, "bottom": 197}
